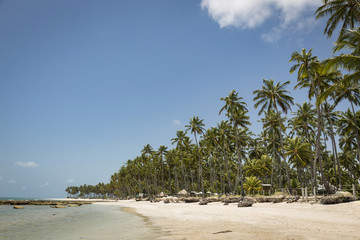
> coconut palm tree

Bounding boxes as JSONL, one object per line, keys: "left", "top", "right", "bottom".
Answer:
{"left": 284, "top": 137, "right": 313, "bottom": 187}
{"left": 185, "top": 116, "right": 205, "bottom": 197}
{"left": 261, "top": 109, "right": 283, "bottom": 190}
{"left": 219, "top": 90, "right": 249, "bottom": 195}
{"left": 157, "top": 145, "right": 168, "bottom": 193}
{"left": 253, "top": 79, "right": 294, "bottom": 193}
{"left": 289, "top": 102, "right": 316, "bottom": 142}
{"left": 290, "top": 49, "right": 324, "bottom": 196}
{"left": 217, "top": 120, "right": 233, "bottom": 192}
{"left": 243, "top": 176, "right": 263, "bottom": 193}
{"left": 171, "top": 130, "right": 190, "bottom": 189}
{"left": 244, "top": 155, "right": 271, "bottom": 179}
{"left": 315, "top": 0, "right": 360, "bottom": 39}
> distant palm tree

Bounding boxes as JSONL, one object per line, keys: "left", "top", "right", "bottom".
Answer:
{"left": 185, "top": 116, "right": 205, "bottom": 197}
{"left": 157, "top": 145, "right": 168, "bottom": 193}
{"left": 171, "top": 130, "right": 190, "bottom": 190}
{"left": 316, "top": 0, "right": 360, "bottom": 39}
{"left": 253, "top": 79, "right": 294, "bottom": 193}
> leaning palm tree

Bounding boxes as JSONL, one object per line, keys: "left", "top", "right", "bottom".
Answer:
{"left": 219, "top": 90, "right": 249, "bottom": 195}
{"left": 315, "top": 0, "right": 360, "bottom": 39}
{"left": 320, "top": 28, "right": 360, "bottom": 92}
{"left": 253, "top": 79, "right": 294, "bottom": 193}
{"left": 185, "top": 116, "right": 205, "bottom": 197}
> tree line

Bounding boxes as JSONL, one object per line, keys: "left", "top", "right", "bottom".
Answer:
{"left": 66, "top": 0, "right": 360, "bottom": 199}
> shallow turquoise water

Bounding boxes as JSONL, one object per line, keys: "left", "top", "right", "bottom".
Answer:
{"left": 0, "top": 204, "right": 160, "bottom": 240}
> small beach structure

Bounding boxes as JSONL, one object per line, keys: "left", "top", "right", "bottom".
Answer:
{"left": 177, "top": 189, "right": 188, "bottom": 196}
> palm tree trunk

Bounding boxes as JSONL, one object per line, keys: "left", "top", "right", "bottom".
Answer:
{"left": 222, "top": 140, "right": 232, "bottom": 192}
{"left": 323, "top": 104, "right": 342, "bottom": 189}
{"left": 271, "top": 133, "right": 276, "bottom": 193}
{"left": 194, "top": 133, "right": 205, "bottom": 197}
{"left": 233, "top": 125, "right": 244, "bottom": 195}
{"left": 350, "top": 101, "right": 360, "bottom": 163}
{"left": 274, "top": 106, "right": 292, "bottom": 194}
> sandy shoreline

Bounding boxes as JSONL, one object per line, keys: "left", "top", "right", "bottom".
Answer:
{"left": 96, "top": 200, "right": 360, "bottom": 240}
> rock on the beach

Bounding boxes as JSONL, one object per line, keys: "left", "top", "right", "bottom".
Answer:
{"left": 55, "top": 205, "right": 67, "bottom": 208}
{"left": 199, "top": 200, "right": 208, "bottom": 205}
{"left": 164, "top": 198, "right": 170, "bottom": 204}
{"left": 238, "top": 202, "right": 253, "bottom": 207}
{"left": 68, "top": 204, "right": 80, "bottom": 207}
{"left": 238, "top": 197, "right": 254, "bottom": 207}
{"left": 13, "top": 205, "right": 24, "bottom": 209}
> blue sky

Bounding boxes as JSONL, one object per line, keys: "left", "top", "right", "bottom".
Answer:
{"left": 0, "top": 0, "right": 342, "bottom": 198}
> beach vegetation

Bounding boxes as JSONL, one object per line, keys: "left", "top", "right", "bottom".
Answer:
{"left": 66, "top": 2, "right": 360, "bottom": 200}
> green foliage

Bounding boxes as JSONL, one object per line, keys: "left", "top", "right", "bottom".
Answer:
{"left": 243, "top": 176, "right": 263, "bottom": 192}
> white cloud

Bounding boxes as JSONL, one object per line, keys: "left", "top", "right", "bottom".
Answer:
{"left": 172, "top": 120, "right": 181, "bottom": 125}
{"left": 8, "top": 179, "right": 16, "bottom": 184}
{"left": 15, "top": 161, "right": 39, "bottom": 167}
{"left": 201, "top": 0, "right": 321, "bottom": 41}
{"left": 40, "top": 182, "right": 50, "bottom": 188}
{"left": 66, "top": 179, "right": 75, "bottom": 183}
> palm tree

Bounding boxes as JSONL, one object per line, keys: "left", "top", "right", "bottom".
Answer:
{"left": 244, "top": 155, "right": 271, "bottom": 179}
{"left": 289, "top": 102, "right": 316, "bottom": 142}
{"left": 290, "top": 49, "right": 323, "bottom": 197}
{"left": 185, "top": 116, "right": 206, "bottom": 197}
{"left": 219, "top": 90, "right": 249, "bottom": 195}
{"left": 284, "top": 137, "right": 313, "bottom": 187}
{"left": 320, "top": 28, "right": 360, "bottom": 93}
{"left": 217, "top": 120, "right": 233, "bottom": 192}
{"left": 315, "top": 0, "right": 360, "bottom": 39}
{"left": 243, "top": 176, "right": 263, "bottom": 194}
{"left": 171, "top": 130, "right": 190, "bottom": 190}
{"left": 261, "top": 109, "right": 283, "bottom": 190}
{"left": 253, "top": 79, "right": 294, "bottom": 193}
{"left": 157, "top": 145, "right": 168, "bottom": 193}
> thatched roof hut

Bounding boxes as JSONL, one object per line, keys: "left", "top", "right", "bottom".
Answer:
{"left": 178, "top": 189, "right": 188, "bottom": 195}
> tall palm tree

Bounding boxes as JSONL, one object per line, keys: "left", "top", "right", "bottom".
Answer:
{"left": 157, "top": 145, "right": 168, "bottom": 193}
{"left": 217, "top": 120, "right": 233, "bottom": 192}
{"left": 185, "top": 116, "right": 206, "bottom": 197}
{"left": 315, "top": 0, "right": 360, "bottom": 39}
{"left": 253, "top": 79, "right": 294, "bottom": 193}
{"left": 290, "top": 49, "right": 323, "bottom": 196}
{"left": 261, "top": 109, "right": 285, "bottom": 190}
{"left": 171, "top": 130, "right": 190, "bottom": 190}
{"left": 219, "top": 90, "right": 249, "bottom": 195}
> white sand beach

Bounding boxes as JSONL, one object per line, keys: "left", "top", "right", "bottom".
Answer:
{"left": 96, "top": 200, "right": 360, "bottom": 240}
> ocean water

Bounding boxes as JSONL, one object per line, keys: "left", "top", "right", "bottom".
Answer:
{"left": 0, "top": 204, "right": 161, "bottom": 240}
